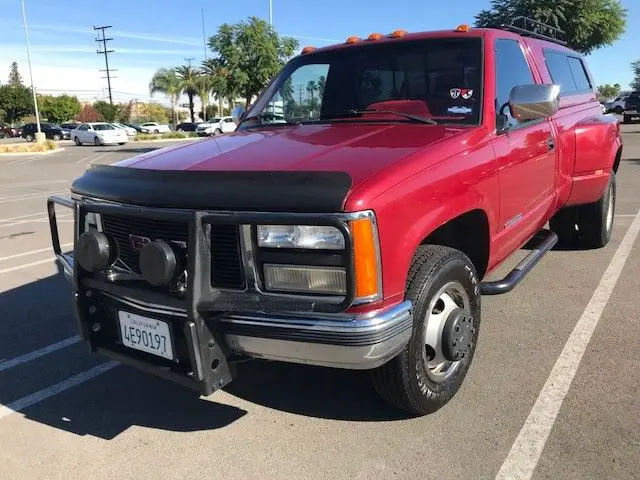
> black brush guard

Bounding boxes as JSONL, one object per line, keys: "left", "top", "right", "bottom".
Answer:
{"left": 47, "top": 195, "right": 356, "bottom": 395}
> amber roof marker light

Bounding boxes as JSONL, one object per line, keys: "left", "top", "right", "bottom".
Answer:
{"left": 346, "top": 36, "right": 361, "bottom": 44}
{"left": 388, "top": 29, "right": 407, "bottom": 38}
{"left": 456, "top": 24, "right": 471, "bottom": 32}
{"left": 367, "top": 32, "right": 384, "bottom": 40}
{"left": 301, "top": 46, "right": 316, "bottom": 54}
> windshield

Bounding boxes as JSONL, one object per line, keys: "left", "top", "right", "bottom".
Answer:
{"left": 94, "top": 124, "right": 114, "bottom": 131}
{"left": 243, "top": 37, "right": 482, "bottom": 127}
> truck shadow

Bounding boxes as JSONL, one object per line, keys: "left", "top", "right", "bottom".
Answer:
{"left": 1, "top": 271, "right": 406, "bottom": 440}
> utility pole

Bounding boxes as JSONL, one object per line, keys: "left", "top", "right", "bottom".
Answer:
{"left": 201, "top": 8, "right": 207, "bottom": 60}
{"left": 20, "top": 0, "right": 42, "bottom": 140}
{"left": 94, "top": 25, "right": 116, "bottom": 104}
{"left": 184, "top": 57, "right": 195, "bottom": 68}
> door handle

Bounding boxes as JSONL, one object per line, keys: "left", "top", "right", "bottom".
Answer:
{"left": 546, "top": 137, "right": 555, "bottom": 151}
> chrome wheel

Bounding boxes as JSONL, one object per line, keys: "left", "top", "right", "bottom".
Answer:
{"left": 606, "top": 182, "right": 614, "bottom": 233}
{"left": 423, "top": 281, "right": 472, "bottom": 383}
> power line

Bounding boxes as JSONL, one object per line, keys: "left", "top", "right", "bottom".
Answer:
{"left": 94, "top": 25, "right": 116, "bottom": 104}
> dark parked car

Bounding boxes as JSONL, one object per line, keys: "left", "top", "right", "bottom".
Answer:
{"left": 175, "top": 122, "right": 201, "bottom": 132}
{"left": 125, "top": 123, "right": 145, "bottom": 133}
{"left": 623, "top": 91, "right": 640, "bottom": 124}
{"left": 1, "top": 123, "right": 22, "bottom": 138}
{"left": 21, "top": 123, "right": 70, "bottom": 141}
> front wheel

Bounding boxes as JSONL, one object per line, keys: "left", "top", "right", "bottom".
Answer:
{"left": 371, "top": 245, "right": 481, "bottom": 415}
{"left": 25, "top": 134, "right": 34, "bottom": 142}
{"left": 52, "top": 134, "right": 61, "bottom": 141}
{"left": 623, "top": 114, "right": 632, "bottom": 124}
{"left": 214, "top": 128, "right": 222, "bottom": 135}
{"left": 74, "top": 137, "right": 81, "bottom": 146}
{"left": 94, "top": 136, "right": 101, "bottom": 146}
{"left": 153, "top": 129, "right": 159, "bottom": 134}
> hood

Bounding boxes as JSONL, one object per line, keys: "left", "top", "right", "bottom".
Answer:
{"left": 116, "top": 123, "right": 467, "bottom": 188}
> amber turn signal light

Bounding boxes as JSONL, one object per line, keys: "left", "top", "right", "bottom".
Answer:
{"left": 351, "top": 217, "right": 380, "bottom": 299}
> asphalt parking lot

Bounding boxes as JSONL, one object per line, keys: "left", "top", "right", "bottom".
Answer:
{"left": 1, "top": 126, "right": 640, "bottom": 480}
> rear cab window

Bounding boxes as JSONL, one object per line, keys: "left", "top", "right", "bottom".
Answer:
{"left": 544, "top": 49, "right": 593, "bottom": 95}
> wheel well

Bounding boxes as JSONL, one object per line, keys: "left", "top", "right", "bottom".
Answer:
{"left": 613, "top": 146, "right": 623, "bottom": 173}
{"left": 419, "top": 209, "right": 490, "bottom": 278}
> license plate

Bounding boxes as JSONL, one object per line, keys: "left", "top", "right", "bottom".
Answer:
{"left": 118, "top": 311, "right": 174, "bottom": 360}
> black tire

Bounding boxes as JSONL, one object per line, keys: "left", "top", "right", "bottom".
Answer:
{"left": 623, "top": 114, "right": 632, "bottom": 124}
{"left": 25, "top": 134, "right": 34, "bottom": 142}
{"left": 94, "top": 136, "right": 101, "bottom": 146}
{"left": 371, "top": 245, "right": 481, "bottom": 416}
{"left": 52, "top": 134, "right": 61, "bottom": 141}
{"left": 153, "top": 129, "right": 159, "bottom": 134}
{"left": 118, "top": 142, "right": 126, "bottom": 145}
{"left": 579, "top": 172, "right": 616, "bottom": 248}
{"left": 214, "top": 128, "right": 222, "bottom": 135}
{"left": 549, "top": 173, "right": 616, "bottom": 249}
{"left": 74, "top": 137, "right": 81, "bottom": 146}
{"left": 614, "top": 106, "right": 624, "bottom": 115}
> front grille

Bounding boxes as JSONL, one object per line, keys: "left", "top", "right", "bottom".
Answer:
{"left": 101, "top": 214, "right": 244, "bottom": 289}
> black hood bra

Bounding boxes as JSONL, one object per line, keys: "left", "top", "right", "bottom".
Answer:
{"left": 71, "top": 165, "right": 353, "bottom": 213}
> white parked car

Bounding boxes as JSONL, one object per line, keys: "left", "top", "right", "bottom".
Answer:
{"left": 111, "top": 122, "right": 137, "bottom": 136}
{"left": 72, "top": 122, "right": 128, "bottom": 146}
{"left": 604, "top": 93, "right": 631, "bottom": 114}
{"left": 139, "top": 122, "right": 171, "bottom": 134}
{"left": 195, "top": 116, "right": 237, "bottom": 137}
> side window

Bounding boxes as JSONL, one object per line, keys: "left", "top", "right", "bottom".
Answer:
{"left": 495, "top": 39, "right": 535, "bottom": 127}
{"left": 544, "top": 50, "right": 577, "bottom": 94}
{"left": 567, "top": 57, "right": 592, "bottom": 92}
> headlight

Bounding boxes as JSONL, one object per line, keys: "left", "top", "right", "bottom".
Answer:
{"left": 257, "top": 225, "right": 345, "bottom": 250}
{"left": 264, "top": 264, "right": 346, "bottom": 295}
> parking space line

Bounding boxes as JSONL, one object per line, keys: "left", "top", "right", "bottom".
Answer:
{"left": 0, "top": 258, "right": 53, "bottom": 274}
{"left": 0, "top": 361, "right": 119, "bottom": 420}
{"left": 0, "top": 211, "right": 54, "bottom": 223}
{"left": 0, "top": 213, "right": 72, "bottom": 228}
{"left": 496, "top": 207, "right": 640, "bottom": 480}
{"left": 0, "top": 190, "right": 67, "bottom": 204}
{"left": 0, "top": 243, "right": 72, "bottom": 262}
{"left": 0, "top": 180, "right": 67, "bottom": 189}
{"left": 0, "top": 336, "right": 81, "bottom": 372}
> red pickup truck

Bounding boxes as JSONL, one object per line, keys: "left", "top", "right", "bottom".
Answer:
{"left": 49, "top": 17, "right": 622, "bottom": 415}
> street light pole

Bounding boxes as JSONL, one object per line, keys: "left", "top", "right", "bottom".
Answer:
{"left": 269, "top": 0, "right": 273, "bottom": 25}
{"left": 20, "top": 0, "right": 43, "bottom": 142}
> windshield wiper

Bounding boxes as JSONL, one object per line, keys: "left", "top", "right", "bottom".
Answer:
{"left": 326, "top": 109, "right": 437, "bottom": 125}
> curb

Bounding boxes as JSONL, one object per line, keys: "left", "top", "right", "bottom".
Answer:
{"left": 0, "top": 147, "right": 65, "bottom": 158}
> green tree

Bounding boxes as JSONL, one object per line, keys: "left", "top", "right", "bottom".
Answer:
{"left": 317, "top": 75, "right": 327, "bottom": 101}
{"left": 39, "top": 94, "right": 81, "bottom": 123}
{"left": 175, "top": 65, "right": 199, "bottom": 122}
{"left": 475, "top": 0, "right": 627, "bottom": 55}
{"left": 93, "top": 100, "right": 120, "bottom": 122}
{"left": 149, "top": 68, "right": 181, "bottom": 125}
{"left": 208, "top": 16, "right": 298, "bottom": 108}
{"left": 0, "top": 84, "right": 33, "bottom": 123}
{"left": 631, "top": 61, "right": 640, "bottom": 91}
{"left": 201, "top": 59, "right": 229, "bottom": 116}
{"left": 135, "top": 102, "right": 169, "bottom": 123}
{"left": 194, "top": 73, "right": 213, "bottom": 121}
{"left": 8, "top": 62, "right": 23, "bottom": 86}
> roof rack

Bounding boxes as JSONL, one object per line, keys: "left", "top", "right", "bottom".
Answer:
{"left": 500, "top": 16, "right": 567, "bottom": 46}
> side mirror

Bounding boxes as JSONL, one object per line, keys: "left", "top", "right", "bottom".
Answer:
{"left": 231, "top": 106, "right": 246, "bottom": 126}
{"left": 508, "top": 84, "right": 560, "bottom": 122}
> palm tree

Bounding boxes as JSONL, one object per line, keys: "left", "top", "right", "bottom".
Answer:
{"left": 194, "top": 73, "right": 213, "bottom": 121}
{"left": 149, "top": 68, "right": 181, "bottom": 126}
{"left": 306, "top": 80, "right": 317, "bottom": 104}
{"left": 175, "top": 64, "right": 199, "bottom": 122}
{"left": 201, "top": 59, "right": 229, "bottom": 116}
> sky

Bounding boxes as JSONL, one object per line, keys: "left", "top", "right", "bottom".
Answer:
{"left": 0, "top": 0, "right": 638, "bottom": 107}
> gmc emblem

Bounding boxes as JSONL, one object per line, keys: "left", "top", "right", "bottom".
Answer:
{"left": 129, "top": 234, "right": 151, "bottom": 252}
